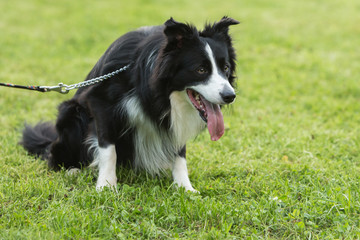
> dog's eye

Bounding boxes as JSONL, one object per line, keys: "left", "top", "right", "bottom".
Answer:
{"left": 196, "top": 67, "right": 208, "bottom": 75}
{"left": 224, "top": 65, "right": 230, "bottom": 72}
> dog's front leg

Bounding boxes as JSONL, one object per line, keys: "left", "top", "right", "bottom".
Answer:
{"left": 96, "top": 144, "right": 117, "bottom": 191}
{"left": 172, "top": 156, "right": 199, "bottom": 193}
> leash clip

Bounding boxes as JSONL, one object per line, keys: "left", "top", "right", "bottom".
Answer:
{"left": 42, "top": 83, "right": 70, "bottom": 94}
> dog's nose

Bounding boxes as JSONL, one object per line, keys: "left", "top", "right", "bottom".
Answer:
{"left": 220, "top": 89, "right": 236, "bottom": 104}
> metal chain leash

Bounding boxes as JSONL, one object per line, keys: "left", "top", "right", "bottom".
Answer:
{"left": 0, "top": 63, "right": 131, "bottom": 94}
{"left": 39, "top": 63, "right": 131, "bottom": 94}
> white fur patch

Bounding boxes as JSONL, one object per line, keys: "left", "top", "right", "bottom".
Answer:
{"left": 169, "top": 90, "right": 206, "bottom": 146}
{"left": 121, "top": 95, "right": 177, "bottom": 175}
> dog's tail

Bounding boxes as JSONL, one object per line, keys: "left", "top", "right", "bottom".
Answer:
{"left": 20, "top": 122, "right": 58, "bottom": 160}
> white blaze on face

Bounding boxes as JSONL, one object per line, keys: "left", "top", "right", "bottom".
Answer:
{"left": 190, "top": 43, "right": 235, "bottom": 105}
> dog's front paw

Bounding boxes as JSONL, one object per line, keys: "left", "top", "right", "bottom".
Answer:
{"left": 96, "top": 177, "right": 117, "bottom": 191}
{"left": 175, "top": 183, "right": 200, "bottom": 194}
{"left": 184, "top": 186, "right": 200, "bottom": 194}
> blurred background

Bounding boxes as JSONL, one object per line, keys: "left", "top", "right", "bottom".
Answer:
{"left": 0, "top": 0, "right": 359, "bottom": 237}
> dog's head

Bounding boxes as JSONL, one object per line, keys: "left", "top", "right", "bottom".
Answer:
{"left": 156, "top": 17, "right": 239, "bottom": 141}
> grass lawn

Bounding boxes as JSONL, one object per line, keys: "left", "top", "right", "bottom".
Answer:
{"left": 1, "top": 0, "right": 359, "bottom": 238}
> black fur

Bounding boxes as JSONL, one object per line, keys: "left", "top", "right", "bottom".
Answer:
{"left": 21, "top": 122, "right": 57, "bottom": 159}
{"left": 21, "top": 17, "right": 239, "bottom": 176}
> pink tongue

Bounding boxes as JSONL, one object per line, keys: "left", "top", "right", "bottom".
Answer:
{"left": 201, "top": 97, "right": 225, "bottom": 141}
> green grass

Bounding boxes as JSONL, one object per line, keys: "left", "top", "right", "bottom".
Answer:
{"left": 1, "top": 0, "right": 360, "bottom": 238}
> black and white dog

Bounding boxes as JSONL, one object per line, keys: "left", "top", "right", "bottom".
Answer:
{"left": 21, "top": 17, "right": 239, "bottom": 192}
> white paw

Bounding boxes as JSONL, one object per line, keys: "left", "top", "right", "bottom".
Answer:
{"left": 67, "top": 168, "right": 81, "bottom": 176}
{"left": 96, "top": 177, "right": 117, "bottom": 191}
{"left": 174, "top": 183, "right": 200, "bottom": 194}
{"left": 184, "top": 186, "right": 200, "bottom": 194}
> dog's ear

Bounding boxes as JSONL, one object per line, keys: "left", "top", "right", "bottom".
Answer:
{"left": 201, "top": 16, "right": 239, "bottom": 37}
{"left": 164, "top": 18, "right": 196, "bottom": 49}
{"left": 213, "top": 16, "right": 240, "bottom": 34}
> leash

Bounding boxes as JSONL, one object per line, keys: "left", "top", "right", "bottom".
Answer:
{"left": 0, "top": 63, "right": 131, "bottom": 94}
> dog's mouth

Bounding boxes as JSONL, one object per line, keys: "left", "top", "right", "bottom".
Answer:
{"left": 186, "top": 89, "right": 224, "bottom": 141}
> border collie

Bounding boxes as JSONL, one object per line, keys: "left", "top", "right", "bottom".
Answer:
{"left": 21, "top": 17, "right": 239, "bottom": 192}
